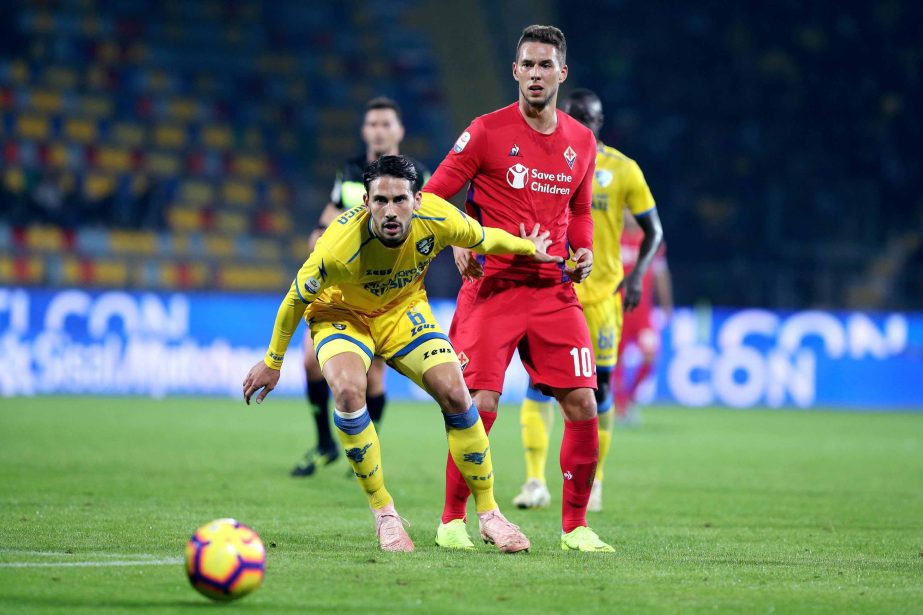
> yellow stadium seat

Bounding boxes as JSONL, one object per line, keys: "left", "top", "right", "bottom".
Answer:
{"left": 60, "top": 256, "right": 82, "bottom": 285}
{"left": 17, "top": 114, "right": 50, "bottom": 140}
{"left": 167, "top": 207, "right": 203, "bottom": 232}
{"left": 179, "top": 180, "right": 214, "bottom": 205}
{"left": 204, "top": 235, "right": 235, "bottom": 258}
{"left": 154, "top": 123, "right": 187, "bottom": 149}
{"left": 221, "top": 180, "right": 254, "bottom": 207}
{"left": 233, "top": 155, "right": 267, "bottom": 178}
{"left": 202, "top": 125, "right": 232, "bottom": 149}
{"left": 80, "top": 95, "right": 113, "bottom": 117}
{"left": 83, "top": 173, "right": 116, "bottom": 200}
{"left": 97, "top": 147, "right": 132, "bottom": 172}
{"left": 215, "top": 211, "right": 248, "bottom": 234}
{"left": 91, "top": 259, "right": 129, "bottom": 286}
{"left": 147, "top": 69, "right": 171, "bottom": 92}
{"left": 64, "top": 117, "right": 98, "bottom": 142}
{"left": 113, "top": 122, "right": 146, "bottom": 147}
{"left": 48, "top": 143, "right": 68, "bottom": 169}
{"left": 31, "top": 89, "right": 63, "bottom": 113}
{"left": 250, "top": 238, "right": 281, "bottom": 261}
{"left": 146, "top": 152, "right": 180, "bottom": 176}
{"left": 219, "top": 264, "right": 287, "bottom": 291}
{"left": 168, "top": 98, "right": 199, "bottom": 121}
{"left": 0, "top": 256, "right": 13, "bottom": 282}
{"left": 109, "top": 230, "right": 158, "bottom": 255}
{"left": 4, "top": 168, "right": 26, "bottom": 193}
{"left": 25, "top": 226, "right": 66, "bottom": 252}
{"left": 9, "top": 59, "right": 30, "bottom": 83}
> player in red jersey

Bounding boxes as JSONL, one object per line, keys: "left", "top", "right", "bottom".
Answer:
{"left": 424, "top": 25, "right": 613, "bottom": 552}
{"left": 615, "top": 212, "right": 672, "bottom": 423}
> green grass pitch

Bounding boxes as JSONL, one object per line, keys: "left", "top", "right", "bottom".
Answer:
{"left": 1, "top": 397, "right": 921, "bottom": 613}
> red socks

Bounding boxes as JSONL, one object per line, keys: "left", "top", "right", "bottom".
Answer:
{"left": 441, "top": 410, "right": 497, "bottom": 524}
{"left": 560, "top": 417, "right": 599, "bottom": 532}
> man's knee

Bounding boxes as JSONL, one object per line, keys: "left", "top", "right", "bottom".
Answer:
{"left": 424, "top": 363, "right": 472, "bottom": 414}
{"left": 329, "top": 378, "right": 366, "bottom": 411}
{"left": 472, "top": 390, "right": 499, "bottom": 414}
{"left": 439, "top": 382, "right": 472, "bottom": 415}
{"left": 557, "top": 388, "right": 597, "bottom": 421}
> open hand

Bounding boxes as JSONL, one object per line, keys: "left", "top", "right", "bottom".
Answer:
{"left": 564, "top": 248, "right": 593, "bottom": 283}
{"left": 242, "top": 361, "right": 281, "bottom": 405}
{"left": 452, "top": 246, "right": 484, "bottom": 281}
{"left": 520, "top": 223, "right": 563, "bottom": 264}
{"left": 617, "top": 270, "right": 643, "bottom": 311}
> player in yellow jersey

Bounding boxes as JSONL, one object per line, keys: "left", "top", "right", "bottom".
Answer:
{"left": 243, "top": 155, "right": 560, "bottom": 552}
{"left": 513, "top": 89, "right": 664, "bottom": 512}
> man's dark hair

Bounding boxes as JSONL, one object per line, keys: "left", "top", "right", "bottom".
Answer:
{"left": 363, "top": 155, "right": 418, "bottom": 192}
{"left": 516, "top": 24, "right": 567, "bottom": 64}
{"left": 563, "top": 88, "right": 604, "bottom": 132}
{"left": 365, "top": 96, "right": 402, "bottom": 122}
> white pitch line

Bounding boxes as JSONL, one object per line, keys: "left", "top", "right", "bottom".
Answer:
{"left": 0, "top": 557, "right": 183, "bottom": 568}
{"left": 0, "top": 550, "right": 170, "bottom": 559}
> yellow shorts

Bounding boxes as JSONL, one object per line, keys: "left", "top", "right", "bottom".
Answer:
{"left": 306, "top": 291, "right": 458, "bottom": 388}
{"left": 581, "top": 294, "right": 622, "bottom": 369}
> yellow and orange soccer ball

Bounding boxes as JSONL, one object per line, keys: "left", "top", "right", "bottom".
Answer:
{"left": 185, "top": 518, "right": 266, "bottom": 601}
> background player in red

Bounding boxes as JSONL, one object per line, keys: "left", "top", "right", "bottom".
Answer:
{"left": 615, "top": 212, "right": 673, "bottom": 424}
{"left": 424, "top": 24, "right": 613, "bottom": 553}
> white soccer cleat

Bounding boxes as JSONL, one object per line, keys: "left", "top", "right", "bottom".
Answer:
{"left": 587, "top": 480, "right": 603, "bottom": 513}
{"left": 478, "top": 509, "right": 530, "bottom": 553}
{"left": 373, "top": 503, "right": 414, "bottom": 552}
{"left": 512, "top": 478, "right": 551, "bottom": 509}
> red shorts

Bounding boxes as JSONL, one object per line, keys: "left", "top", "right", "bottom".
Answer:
{"left": 449, "top": 277, "right": 596, "bottom": 393}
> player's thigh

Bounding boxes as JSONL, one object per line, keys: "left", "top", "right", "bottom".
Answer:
{"left": 583, "top": 295, "right": 620, "bottom": 371}
{"left": 375, "top": 297, "right": 459, "bottom": 391}
{"left": 521, "top": 285, "right": 597, "bottom": 391}
{"left": 448, "top": 279, "right": 526, "bottom": 393}
{"left": 309, "top": 308, "right": 375, "bottom": 375}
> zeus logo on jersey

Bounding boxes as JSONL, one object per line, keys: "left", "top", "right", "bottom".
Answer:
{"left": 506, "top": 164, "right": 573, "bottom": 195}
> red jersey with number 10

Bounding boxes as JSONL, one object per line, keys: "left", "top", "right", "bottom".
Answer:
{"left": 425, "top": 103, "right": 596, "bottom": 284}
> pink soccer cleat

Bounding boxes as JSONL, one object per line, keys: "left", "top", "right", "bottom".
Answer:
{"left": 373, "top": 503, "right": 414, "bottom": 552}
{"left": 478, "top": 509, "right": 530, "bottom": 553}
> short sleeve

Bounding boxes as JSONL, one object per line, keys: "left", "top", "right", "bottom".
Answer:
{"left": 626, "top": 161, "right": 655, "bottom": 215}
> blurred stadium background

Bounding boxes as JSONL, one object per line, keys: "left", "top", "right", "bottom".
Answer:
{"left": 0, "top": 0, "right": 921, "bottom": 409}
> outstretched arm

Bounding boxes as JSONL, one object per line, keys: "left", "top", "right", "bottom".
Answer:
{"left": 243, "top": 250, "right": 339, "bottom": 405}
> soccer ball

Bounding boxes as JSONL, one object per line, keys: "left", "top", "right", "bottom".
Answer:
{"left": 185, "top": 518, "right": 266, "bottom": 601}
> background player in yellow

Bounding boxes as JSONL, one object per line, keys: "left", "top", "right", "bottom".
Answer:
{"left": 514, "top": 89, "right": 664, "bottom": 512}
{"left": 243, "top": 155, "right": 561, "bottom": 553}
